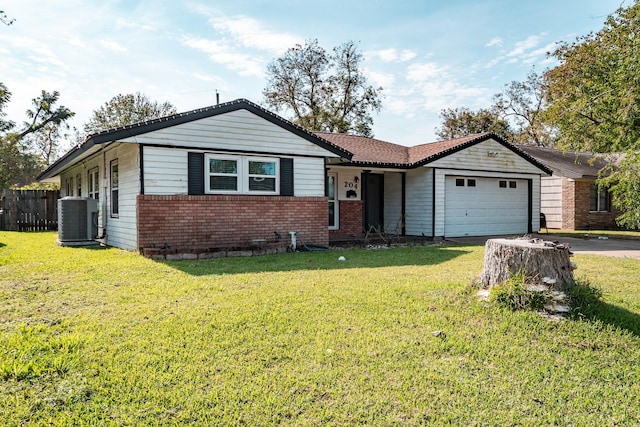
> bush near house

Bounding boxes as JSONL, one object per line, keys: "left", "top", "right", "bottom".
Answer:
{"left": 1, "top": 232, "right": 639, "bottom": 425}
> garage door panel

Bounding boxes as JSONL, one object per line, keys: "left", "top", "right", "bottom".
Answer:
{"left": 445, "top": 176, "right": 528, "bottom": 237}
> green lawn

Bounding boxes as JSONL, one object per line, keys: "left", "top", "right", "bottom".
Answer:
{"left": 545, "top": 228, "right": 640, "bottom": 240}
{"left": 1, "top": 232, "right": 639, "bottom": 425}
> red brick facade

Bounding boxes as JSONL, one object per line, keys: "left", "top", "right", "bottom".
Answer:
{"left": 137, "top": 195, "right": 329, "bottom": 251}
{"left": 561, "top": 178, "right": 619, "bottom": 230}
{"left": 329, "top": 200, "right": 363, "bottom": 240}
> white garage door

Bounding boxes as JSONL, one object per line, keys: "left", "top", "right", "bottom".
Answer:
{"left": 445, "top": 176, "right": 529, "bottom": 237}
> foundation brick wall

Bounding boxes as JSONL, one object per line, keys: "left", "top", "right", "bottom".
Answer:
{"left": 329, "top": 200, "right": 363, "bottom": 240}
{"left": 137, "top": 195, "right": 329, "bottom": 251}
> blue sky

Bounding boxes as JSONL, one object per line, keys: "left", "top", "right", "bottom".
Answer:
{"left": 0, "top": 0, "right": 624, "bottom": 147}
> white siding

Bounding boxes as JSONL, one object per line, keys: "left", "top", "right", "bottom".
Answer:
{"left": 404, "top": 168, "right": 433, "bottom": 236}
{"left": 143, "top": 147, "right": 188, "bottom": 195}
{"left": 143, "top": 147, "right": 325, "bottom": 197}
{"left": 121, "top": 109, "right": 340, "bottom": 158}
{"left": 330, "top": 167, "right": 362, "bottom": 201}
{"left": 104, "top": 144, "right": 139, "bottom": 250}
{"left": 293, "top": 157, "right": 325, "bottom": 196}
{"left": 429, "top": 138, "right": 547, "bottom": 175}
{"left": 383, "top": 172, "right": 403, "bottom": 232}
{"left": 541, "top": 176, "right": 563, "bottom": 228}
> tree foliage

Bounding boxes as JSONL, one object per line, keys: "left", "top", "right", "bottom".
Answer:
{"left": 545, "top": 0, "right": 640, "bottom": 228}
{"left": 545, "top": 1, "right": 640, "bottom": 153}
{"left": 84, "top": 92, "right": 177, "bottom": 135}
{"left": 0, "top": 85, "right": 74, "bottom": 189}
{"left": 493, "top": 69, "right": 554, "bottom": 147}
{"left": 263, "top": 39, "right": 383, "bottom": 137}
{"left": 435, "top": 107, "right": 514, "bottom": 141}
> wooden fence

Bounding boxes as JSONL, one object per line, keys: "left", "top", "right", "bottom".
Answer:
{"left": 0, "top": 189, "right": 59, "bottom": 231}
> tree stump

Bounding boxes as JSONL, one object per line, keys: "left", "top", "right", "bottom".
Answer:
{"left": 480, "top": 238, "right": 574, "bottom": 290}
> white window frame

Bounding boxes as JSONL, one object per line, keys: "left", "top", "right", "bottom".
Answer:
{"left": 207, "top": 155, "right": 240, "bottom": 193}
{"left": 88, "top": 167, "right": 99, "bottom": 200}
{"left": 327, "top": 172, "right": 339, "bottom": 230}
{"left": 205, "top": 154, "right": 279, "bottom": 195}
{"left": 76, "top": 173, "right": 82, "bottom": 197}
{"left": 110, "top": 159, "right": 119, "bottom": 218}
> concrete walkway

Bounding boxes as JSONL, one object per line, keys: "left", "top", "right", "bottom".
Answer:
{"left": 445, "top": 233, "right": 640, "bottom": 260}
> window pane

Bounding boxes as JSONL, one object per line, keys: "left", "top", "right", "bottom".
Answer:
{"left": 210, "top": 176, "right": 238, "bottom": 191}
{"left": 499, "top": 181, "right": 507, "bottom": 188}
{"left": 456, "top": 178, "right": 465, "bottom": 186}
{"left": 248, "top": 161, "right": 276, "bottom": 176}
{"left": 328, "top": 202, "right": 336, "bottom": 227}
{"left": 112, "top": 190, "right": 119, "bottom": 215}
{"left": 509, "top": 181, "right": 517, "bottom": 188}
{"left": 467, "top": 179, "right": 476, "bottom": 187}
{"left": 210, "top": 159, "right": 237, "bottom": 174}
{"left": 598, "top": 189, "right": 609, "bottom": 212}
{"left": 248, "top": 177, "right": 276, "bottom": 191}
{"left": 327, "top": 175, "right": 335, "bottom": 200}
{"left": 590, "top": 184, "right": 598, "bottom": 211}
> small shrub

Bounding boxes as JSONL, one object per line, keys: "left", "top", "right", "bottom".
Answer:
{"left": 566, "top": 278, "right": 603, "bottom": 317}
{"left": 489, "top": 271, "right": 548, "bottom": 311}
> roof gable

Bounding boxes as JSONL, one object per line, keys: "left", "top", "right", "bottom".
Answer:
{"left": 38, "top": 99, "right": 352, "bottom": 181}
{"left": 321, "top": 131, "right": 552, "bottom": 174}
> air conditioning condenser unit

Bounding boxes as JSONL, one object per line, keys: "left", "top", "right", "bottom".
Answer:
{"left": 57, "top": 197, "right": 99, "bottom": 246}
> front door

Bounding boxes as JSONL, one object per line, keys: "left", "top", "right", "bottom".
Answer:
{"left": 363, "top": 173, "right": 384, "bottom": 231}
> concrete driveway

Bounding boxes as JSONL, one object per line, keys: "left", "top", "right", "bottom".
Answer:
{"left": 445, "top": 233, "right": 640, "bottom": 260}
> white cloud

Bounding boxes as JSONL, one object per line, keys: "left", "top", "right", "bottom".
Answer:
{"left": 364, "top": 69, "right": 394, "bottom": 90}
{"left": 506, "top": 33, "right": 546, "bottom": 58}
{"left": 100, "top": 40, "right": 127, "bottom": 53}
{"left": 485, "top": 33, "right": 554, "bottom": 68}
{"left": 181, "top": 36, "right": 265, "bottom": 77}
{"left": 485, "top": 37, "right": 503, "bottom": 47}
{"left": 68, "top": 37, "right": 85, "bottom": 48}
{"left": 209, "top": 16, "right": 301, "bottom": 54}
{"left": 406, "top": 63, "right": 442, "bottom": 81}
{"left": 371, "top": 48, "right": 417, "bottom": 63}
{"left": 380, "top": 59, "right": 493, "bottom": 124}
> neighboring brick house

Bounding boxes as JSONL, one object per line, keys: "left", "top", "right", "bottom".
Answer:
{"left": 38, "top": 99, "right": 551, "bottom": 255}
{"left": 519, "top": 145, "right": 620, "bottom": 230}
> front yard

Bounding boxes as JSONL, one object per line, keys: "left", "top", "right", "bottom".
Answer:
{"left": 1, "top": 231, "right": 639, "bottom": 425}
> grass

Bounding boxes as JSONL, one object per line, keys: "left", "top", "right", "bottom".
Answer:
{"left": 544, "top": 228, "right": 640, "bottom": 240}
{"left": 1, "top": 231, "right": 639, "bottom": 425}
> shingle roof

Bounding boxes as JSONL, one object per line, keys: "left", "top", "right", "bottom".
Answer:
{"left": 317, "top": 131, "right": 552, "bottom": 173}
{"left": 518, "top": 145, "right": 618, "bottom": 179}
{"left": 314, "top": 132, "right": 409, "bottom": 165}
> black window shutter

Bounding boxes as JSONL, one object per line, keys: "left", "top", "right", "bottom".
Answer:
{"left": 188, "top": 152, "right": 204, "bottom": 195}
{"left": 280, "top": 158, "right": 294, "bottom": 196}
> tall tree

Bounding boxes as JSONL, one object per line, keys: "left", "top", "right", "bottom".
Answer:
{"left": 435, "top": 107, "right": 514, "bottom": 141}
{"left": 84, "top": 92, "right": 177, "bottom": 135}
{"left": 0, "top": 85, "right": 74, "bottom": 188}
{"left": 545, "top": 0, "right": 640, "bottom": 228}
{"left": 20, "top": 90, "right": 74, "bottom": 166}
{"left": 263, "top": 39, "right": 383, "bottom": 137}
{"left": 493, "top": 69, "right": 554, "bottom": 147}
